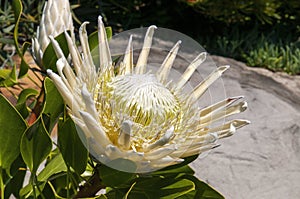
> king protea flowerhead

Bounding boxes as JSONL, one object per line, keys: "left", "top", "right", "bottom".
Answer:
{"left": 32, "top": 0, "right": 74, "bottom": 67}
{"left": 47, "top": 16, "right": 250, "bottom": 173}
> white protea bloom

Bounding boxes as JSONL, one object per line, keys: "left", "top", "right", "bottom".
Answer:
{"left": 32, "top": 0, "right": 74, "bottom": 67}
{"left": 47, "top": 16, "right": 250, "bottom": 173}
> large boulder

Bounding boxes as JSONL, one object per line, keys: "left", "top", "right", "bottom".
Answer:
{"left": 191, "top": 56, "right": 300, "bottom": 199}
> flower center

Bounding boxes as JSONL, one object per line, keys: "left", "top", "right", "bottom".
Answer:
{"left": 109, "top": 74, "right": 179, "bottom": 126}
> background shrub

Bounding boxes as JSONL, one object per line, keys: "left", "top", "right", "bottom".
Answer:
{"left": 1, "top": 0, "right": 300, "bottom": 74}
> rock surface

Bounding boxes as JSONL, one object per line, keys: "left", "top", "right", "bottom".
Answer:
{"left": 190, "top": 56, "right": 300, "bottom": 199}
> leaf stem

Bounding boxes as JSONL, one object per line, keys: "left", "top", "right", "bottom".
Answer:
{"left": 0, "top": 168, "right": 5, "bottom": 199}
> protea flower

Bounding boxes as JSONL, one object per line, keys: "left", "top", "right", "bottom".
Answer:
{"left": 32, "top": 0, "right": 74, "bottom": 67}
{"left": 47, "top": 16, "right": 250, "bottom": 173}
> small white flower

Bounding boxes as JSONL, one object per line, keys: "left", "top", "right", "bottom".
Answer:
{"left": 32, "top": 0, "right": 74, "bottom": 66}
{"left": 47, "top": 16, "right": 250, "bottom": 173}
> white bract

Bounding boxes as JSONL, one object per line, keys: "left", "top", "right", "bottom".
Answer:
{"left": 47, "top": 17, "right": 250, "bottom": 173}
{"left": 32, "top": 0, "right": 74, "bottom": 67}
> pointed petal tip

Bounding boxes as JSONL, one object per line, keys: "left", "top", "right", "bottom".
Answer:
{"left": 220, "top": 65, "right": 230, "bottom": 71}
{"left": 149, "top": 25, "right": 157, "bottom": 29}
{"left": 80, "top": 21, "right": 90, "bottom": 32}
{"left": 239, "top": 120, "right": 251, "bottom": 125}
{"left": 242, "top": 101, "right": 248, "bottom": 111}
{"left": 46, "top": 69, "right": 53, "bottom": 76}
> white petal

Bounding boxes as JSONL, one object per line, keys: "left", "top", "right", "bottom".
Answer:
{"left": 176, "top": 52, "right": 207, "bottom": 90}
{"left": 79, "top": 22, "right": 96, "bottom": 74}
{"left": 49, "top": 36, "right": 77, "bottom": 88}
{"left": 144, "top": 146, "right": 176, "bottom": 160}
{"left": 156, "top": 40, "right": 181, "bottom": 84}
{"left": 144, "top": 126, "right": 174, "bottom": 151}
{"left": 122, "top": 35, "right": 133, "bottom": 75}
{"left": 64, "top": 30, "right": 82, "bottom": 75}
{"left": 135, "top": 25, "right": 157, "bottom": 74}
{"left": 150, "top": 156, "right": 184, "bottom": 168}
{"left": 98, "top": 16, "right": 112, "bottom": 69}
{"left": 199, "top": 101, "right": 248, "bottom": 127}
{"left": 81, "top": 84, "right": 99, "bottom": 120}
{"left": 47, "top": 69, "right": 80, "bottom": 113}
{"left": 188, "top": 65, "right": 229, "bottom": 104}
{"left": 79, "top": 110, "right": 111, "bottom": 147}
{"left": 199, "top": 96, "right": 243, "bottom": 117}
{"left": 118, "top": 120, "right": 133, "bottom": 150}
{"left": 180, "top": 143, "right": 219, "bottom": 158}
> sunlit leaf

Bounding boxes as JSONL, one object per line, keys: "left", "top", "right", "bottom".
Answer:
{"left": 12, "top": 0, "right": 29, "bottom": 78}
{"left": 0, "top": 64, "right": 18, "bottom": 87}
{"left": 15, "top": 88, "right": 39, "bottom": 119}
{"left": 20, "top": 115, "right": 52, "bottom": 173}
{"left": 0, "top": 94, "right": 27, "bottom": 172}
{"left": 176, "top": 175, "right": 225, "bottom": 199}
{"left": 20, "top": 153, "right": 68, "bottom": 197}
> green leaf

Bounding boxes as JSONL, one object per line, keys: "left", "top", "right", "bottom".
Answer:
{"left": 42, "top": 32, "right": 69, "bottom": 72}
{"left": 177, "top": 175, "right": 225, "bottom": 199}
{"left": 0, "top": 65, "right": 18, "bottom": 87}
{"left": 20, "top": 115, "right": 52, "bottom": 173}
{"left": 58, "top": 117, "right": 88, "bottom": 174}
{"left": 18, "top": 42, "right": 30, "bottom": 78}
{"left": 12, "top": 0, "right": 29, "bottom": 78}
{"left": 38, "top": 153, "right": 67, "bottom": 181}
{"left": 0, "top": 94, "right": 27, "bottom": 172}
{"left": 98, "top": 160, "right": 136, "bottom": 187}
{"left": 4, "top": 155, "right": 26, "bottom": 198}
{"left": 106, "top": 174, "right": 194, "bottom": 199}
{"left": 20, "top": 153, "right": 68, "bottom": 197}
{"left": 15, "top": 88, "right": 39, "bottom": 119}
{"left": 43, "top": 78, "right": 64, "bottom": 131}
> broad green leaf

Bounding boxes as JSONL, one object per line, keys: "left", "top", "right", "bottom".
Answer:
{"left": 20, "top": 153, "right": 67, "bottom": 197}
{"left": 176, "top": 175, "right": 225, "bottom": 199}
{"left": 98, "top": 160, "right": 136, "bottom": 187}
{"left": 38, "top": 153, "right": 67, "bottom": 181}
{"left": 106, "top": 174, "right": 194, "bottom": 199}
{"left": 42, "top": 32, "right": 69, "bottom": 72}
{"left": 0, "top": 94, "right": 27, "bottom": 172}
{"left": 15, "top": 88, "right": 39, "bottom": 119}
{"left": 12, "top": 0, "right": 29, "bottom": 78}
{"left": 160, "top": 179, "right": 195, "bottom": 199}
{"left": 20, "top": 115, "right": 52, "bottom": 173}
{"left": 43, "top": 78, "right": 64, "bottom": 131}
{"left": 58, "top": 117, "right": 88, "bottom": 174}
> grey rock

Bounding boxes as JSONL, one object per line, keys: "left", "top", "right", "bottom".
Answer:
{"left": 190, "top": 56, "right": 300, "bottom": 199}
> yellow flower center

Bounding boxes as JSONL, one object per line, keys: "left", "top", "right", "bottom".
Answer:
{"left": 94, "top": 71, "right": 181, "bottom": 150}
{"left": 109, "top": 74, "right": 179, "bottom": 126}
